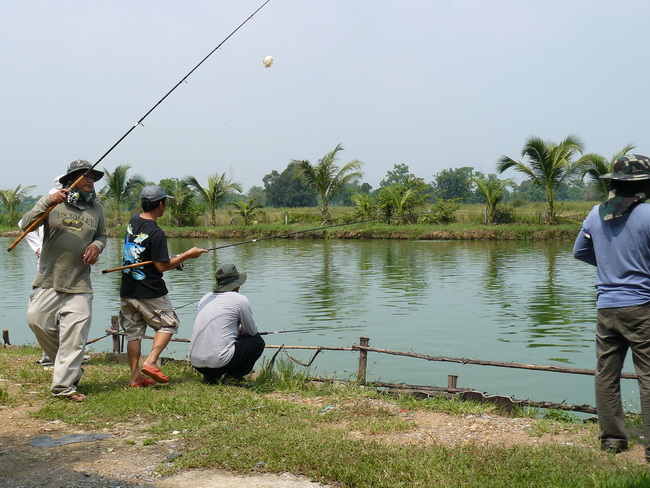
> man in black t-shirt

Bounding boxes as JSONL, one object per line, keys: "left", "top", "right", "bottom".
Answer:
{"left": 119, "top": 185, "right": 207, "bottom": 387}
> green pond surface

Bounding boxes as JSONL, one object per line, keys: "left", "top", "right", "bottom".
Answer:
{"left": 2, "top": 236, "right": 639, "bottom": 412}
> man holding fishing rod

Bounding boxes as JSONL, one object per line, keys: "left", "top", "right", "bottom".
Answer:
{"left": 189, "top": 263, "right": 265, "bottom": 386}
{"left": 21, "top": 160, "right": 107, "bottom": 402}
{"left": 119, "top": 185, "right": 207, "bottom": 387}
{"left": 574, "top": 154, "right": 650, "bottom": 462}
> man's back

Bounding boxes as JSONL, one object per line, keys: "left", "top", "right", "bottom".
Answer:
{"left": 189, "top": 291, "right": 257, "bottom": 368}
{"left": 575, "top": 203, "right": 650, "bottom": 308}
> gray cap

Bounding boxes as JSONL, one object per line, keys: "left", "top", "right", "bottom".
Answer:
{"left": 214, "top": 264, "right": 247, "bottom": 292}
{"left": 140, "top": 185, "right": 175, "bottom": 202}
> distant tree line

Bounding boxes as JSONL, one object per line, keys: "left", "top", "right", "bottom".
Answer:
{"left": 0, "top": 137, "right": 636, "bottom": 227}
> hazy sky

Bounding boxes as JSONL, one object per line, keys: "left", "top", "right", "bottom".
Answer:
{"left": 3, "top": 1, "right": 650, "bottom": 196}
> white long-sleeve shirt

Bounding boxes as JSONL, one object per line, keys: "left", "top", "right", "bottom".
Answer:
{"left": 189, "top": 291, "right": 258, "bottom": 368}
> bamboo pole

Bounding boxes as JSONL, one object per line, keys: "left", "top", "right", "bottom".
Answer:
{"left": 352, "top": 344, "right": 638, "bottom": 379}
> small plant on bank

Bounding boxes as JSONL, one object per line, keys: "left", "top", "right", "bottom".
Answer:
{"left": 0, "top": 386, "right": 10, "bottom": 405}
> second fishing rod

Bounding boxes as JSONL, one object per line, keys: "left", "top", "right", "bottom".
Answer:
{"left": 101, "top": 216, "right": 380, "bottom": 274}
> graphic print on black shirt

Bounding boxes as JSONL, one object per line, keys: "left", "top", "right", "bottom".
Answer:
{"left": 120, "top": 214, "right": 170, "bottom": 299}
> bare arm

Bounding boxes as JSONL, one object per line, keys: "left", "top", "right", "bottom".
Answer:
{"left": 153, "top": 246, "right": 208, "bottom": 273}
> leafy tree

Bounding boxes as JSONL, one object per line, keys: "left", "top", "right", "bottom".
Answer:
{"left": 293, "top": 143, "right": 363, "bottom": 223}
{"left": 263, "top": 163, "right": 317, "bottom": 208}
{"left": 433, "top": 166, "right": 475, "bottom": 202}
{"left": 0, "top": 184, "right": 36, "bottom": 226}
{"left": 497, "top": 135, "right": 586, "bottom": 223}
{"left": 184, "top": 172, "right": 242, "bottom": 226}
{"left": 472, "top": 177, "right": 511, "bottom": 224}
{"left": 509, "top": 179, "right": 546, "bottom": 202}
{"left": 331, "top": 180, "right": 371, "bottom": 206}
{"left": 245, "top": 185, "right": 267, "bottom": 206}
{"left": 380, "top": 163, "right": 412, "bottom": 187}
{"left": 381, "top": 164, "right": 432, "bottom": 195}
{"left": 229, "top": 197, "right": 265, "bottom": 225}
{"left": 99, "top": 164, "right": 146, "bottom": 225}
{"left": 579, "top": 143, "right": 636, "bottom": 201}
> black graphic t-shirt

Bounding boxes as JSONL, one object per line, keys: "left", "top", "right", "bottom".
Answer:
{"left": 120, "top": 214, "right": 170, "bottom": 299}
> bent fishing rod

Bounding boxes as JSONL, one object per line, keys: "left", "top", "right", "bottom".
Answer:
{"left": 101, "top": 216, "right": 380, "bottom": 274}
{"left": 7, "top": 0, "right": 272, "bottom": 253}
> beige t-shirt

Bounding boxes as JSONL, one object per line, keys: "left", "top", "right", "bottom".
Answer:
{"left": 20, "top": 195, "right": 106, "bottom": 293}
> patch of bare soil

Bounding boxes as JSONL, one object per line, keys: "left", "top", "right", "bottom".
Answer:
{"left": 0, "top": 399, "right": 331, "bottom": 488}
{"left": 0, "top": 391, "right": 645, "bottom": 488}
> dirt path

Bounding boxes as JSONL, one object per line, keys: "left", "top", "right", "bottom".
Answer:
{"left": 0, "top": 402, "right": 331, "bottom": 488}
{"left": 0, "top": 393, "right": 646, "bottom": 487}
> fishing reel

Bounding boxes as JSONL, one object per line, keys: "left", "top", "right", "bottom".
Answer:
{"left": 67, "top": 190, "right": 81, "bottom": 205}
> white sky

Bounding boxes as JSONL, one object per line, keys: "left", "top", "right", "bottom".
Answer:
{"left": 2, "top": 0, "right": 650, "bottom": 196}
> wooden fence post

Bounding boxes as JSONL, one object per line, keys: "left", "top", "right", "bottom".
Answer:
{"left": 111, "top": 316, "right": 122, "bottom": 353}
{"left": 357, "top": 337, "right": 370, "bottom": 384}
{"left": 448, "top": 375, "right": 458, "bottom": 389}
{"left": 2, "top": 330, "right": 10, "bottom": 346}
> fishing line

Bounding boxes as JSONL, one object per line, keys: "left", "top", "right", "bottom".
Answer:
{"left": 8, "top": 0, "right": 273, "bottom": 253}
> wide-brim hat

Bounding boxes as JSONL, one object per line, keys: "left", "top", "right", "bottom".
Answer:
{"left": 60, "top": 159, "right": 104, "bottom": 185}
{"left": 600, "top": 154, "right": 650, "bottom": 181}
{"left": 214, "top": 263, "right": 247, "bottom": 292}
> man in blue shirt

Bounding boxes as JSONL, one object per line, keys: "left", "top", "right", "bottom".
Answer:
{"left": 574, "top": 154, "right": 650, "bottom": 461}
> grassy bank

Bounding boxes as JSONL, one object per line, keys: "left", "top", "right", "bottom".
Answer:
{"left": 1, "top": 346, "right": 648, "bottom": 487}
{"left": 0, "top": 223, "right": 584, "bottom": 241}
{"left": 1, "top": 201, "right": 592, "bottom": 241}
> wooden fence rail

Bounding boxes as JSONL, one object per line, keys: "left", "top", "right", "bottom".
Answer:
{"left": 5, "top": 323, "right": 636, "bottom": 414}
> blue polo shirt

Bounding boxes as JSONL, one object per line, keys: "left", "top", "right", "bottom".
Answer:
{"left": 574, "top": 203, "right": 650, "bottom": 309}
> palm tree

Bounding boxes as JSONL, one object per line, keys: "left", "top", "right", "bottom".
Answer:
{"left": 165, "top": 178, "right": 197, "bottom": 227}
{"left": 184, "top": 173, "right": 242, "bottom": 226}
{"left": 497, "top": 135, "right": 585, "bottom": 223}
{"left": 472, "top": 177, "right": 511, "bottom": 224}
{"left": 351, "top": 192, "right": 378, "bottom": 220}
{"left": 229, "top": 197, "right": 265, "bottom": 225}
{"left": 579, "top": 143, "right": 636, "bottom": 201}
{"left": 0, "top": 184, "right": 36, "bottom": 226}
{"left": 293, "top": 143, "right": 363, "bottom": 223}
{"left": 99, "top": 164, "right": 146, "bottom": 225}
{"left": 377, "top": 184, "right": 416, "bottom": 224}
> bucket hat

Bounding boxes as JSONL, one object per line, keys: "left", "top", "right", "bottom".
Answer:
{"left": 599, "top": 155, "right": 650, "bottom": 220}
{"left": 60, "top": 159, "right": 104, "bottom": 185}
{"left": 214, "top": 264, "right": 247, "bottom": 292}
{"left": 600, "top": 154, "right": 650, "bottom": 181}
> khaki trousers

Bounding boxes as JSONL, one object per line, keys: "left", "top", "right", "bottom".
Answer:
{"left": 26, "top": 287, "right": 92, "bottom": 396}
{"left": 596, "top": 304, "right": 650, "bottom": 459}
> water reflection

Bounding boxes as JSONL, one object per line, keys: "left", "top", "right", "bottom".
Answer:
{"left": 1, "top": 236, "right": 609, "bottom": 406}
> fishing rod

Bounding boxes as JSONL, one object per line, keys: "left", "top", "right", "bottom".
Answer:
{"left": 94, "top": 325, "right": 361, "bottom": 344}
{"left": 7, "top": 0, "right": 272, "bottom": 253}
{"left": 101, "top": 216, "right": 380, "bottom": 274}
{"left": 259, "top": 325, "right": 363, "bottom": 335}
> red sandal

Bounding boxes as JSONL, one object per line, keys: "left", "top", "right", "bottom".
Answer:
{"left": 130, "top": 377, "right": 156, "bottom": 388}
{"left": 141, "top": 364, "right": 170, "bottom": 383}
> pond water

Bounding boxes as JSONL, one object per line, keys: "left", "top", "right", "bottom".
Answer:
{"left": 1, "top": 236, "right": 639, "bottom": 411}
